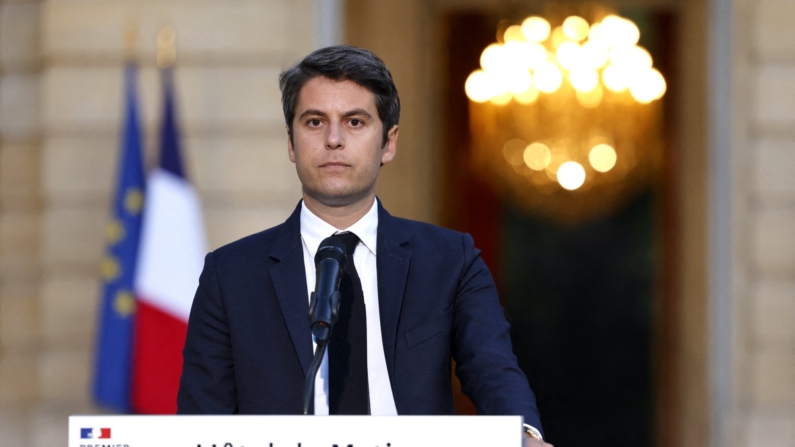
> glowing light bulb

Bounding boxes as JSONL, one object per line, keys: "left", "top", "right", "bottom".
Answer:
{"left": 504, "top": 25, "right": 526, "bottom": 42}
{"left": 465, "top": 70, "right": 494, "bottom": 102}
{"left": 490, "top": 91, "right": 513, "bottom": 105}
{"left": 619, "top": 19, "right": 641, "bottom": 47}
{"left": 534, "top": 62, "right": 563, "bottom": 93}
{"left": 521, "top": 16, "right": 551, "bottom": 43}
{"left": 480, "top": 44, "right": 509, "bottom": 72}
{"left": 600, "top": 15, "right": 640, "bottom": 48}
{"left": 602, "top": 64, "right": 629, "bottom": 92}
{"left": 557, "top": 161, "right": 586, "bottom": 190}
{"left": 519, "top": 42, "right": 549, "bottom": 69}
{"left": 504, "top": 41, "right": 531, "bottom": 68}
{"left": 576, "top": 84, "right": 604, "bottom": 108}
{"left": 569, "top": 68, "right": 599, "bottom": 92}
{"left": 563, "top": 16, "right": 590, "bottom": 42}
{"left": 589, "top": 144, "right": 617, "bottom": 172}
{"left": 556, "top": 41, "right": 582, "bottom": 70}
{"left": 628, "top": 68, "right": 667, "bottom": 103}
{"left": 514, "top": 84, "right": 540, "bottom": 104}
{"left": 523, "top": 142, "right": 552, "bottom": 171}
{"left": 588, "top": 23, "right": 604, "bottom": 43}
{"left": 551, "top": 26, "right": 567, "bottom": 47}
{"left": 581, "top": 41, "right": 609, "bottom": 69}
{"left": 507, "top": 68, "right": 533, "bottom": 94}
{"left": 609, "top": 46, "right": 652, "bottom": 70}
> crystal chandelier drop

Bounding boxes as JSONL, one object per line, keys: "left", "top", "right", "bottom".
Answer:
{"left": 465, "top": 11, "right": 666, "bottom": 221}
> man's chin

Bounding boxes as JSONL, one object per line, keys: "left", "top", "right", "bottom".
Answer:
{"left": 303, "top": 187, "right": 373, "bottom": 208}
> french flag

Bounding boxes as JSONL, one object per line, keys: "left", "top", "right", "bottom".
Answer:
{"left": 130, "top": 67, "right": 207, "bottom": 413}
{"left": 81, "top": 428, "right": 111, "bottom": 439}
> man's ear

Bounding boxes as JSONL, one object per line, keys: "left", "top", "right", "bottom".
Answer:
{"left": 287, "top": 125, "right": 296, "bottom": 163}
{"left": 381, "top": 124, "right": 399, "bottom": 166}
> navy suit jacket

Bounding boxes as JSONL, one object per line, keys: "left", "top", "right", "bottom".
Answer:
{"left": 177, "top": 201, "right": 542, "bottom": 432}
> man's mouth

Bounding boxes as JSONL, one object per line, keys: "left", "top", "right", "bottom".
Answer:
{"left": 320, "top": 162, "right": 350, "bottom": 168}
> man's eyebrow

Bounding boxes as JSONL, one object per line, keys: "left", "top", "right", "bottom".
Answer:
{"left": 298, "top": 109, "right": 329, "bottom": 120}
{"left": 298, "top": 108, "right": 374, "bottom": 121}
{"left": 341, "top": 108, "right": 373, "bottom": 119}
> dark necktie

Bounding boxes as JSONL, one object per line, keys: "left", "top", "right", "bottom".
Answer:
{"left": 328, "top": 231, "right": 370, "bottom": 414}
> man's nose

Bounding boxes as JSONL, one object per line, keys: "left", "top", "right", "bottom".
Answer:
{"left": 326, "top": 121, "right": 344, "bottom": 149}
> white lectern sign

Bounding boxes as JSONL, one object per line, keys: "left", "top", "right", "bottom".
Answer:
{"left": 69, "top": 415, "right": 524, "bottom": 447}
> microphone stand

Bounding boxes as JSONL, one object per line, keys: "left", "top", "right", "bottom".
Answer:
{"left": 302, "top": 338, "right": 328, "bottom": 415}
{"left": 302, "top": 289, "right": 340, "bottom": 415}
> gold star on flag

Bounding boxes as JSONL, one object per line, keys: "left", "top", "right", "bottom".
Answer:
{"left": 113, "top": 290, "right": 136, "bottom": 317}
{"left": 100, "top": 256, "right": 121, "bottom": 281}
{"left": 125, "top": 188, "right": 144, "bottom": 215}
{"left": 105, "top": 219, "right": 126, "bottom": 244}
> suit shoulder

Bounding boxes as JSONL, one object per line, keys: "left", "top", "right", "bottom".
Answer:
{"left": 210, "top": 221, "right": 288, "bottom": 262}
{"left": 391, "top": 216, "right": 470, "bottom": 248}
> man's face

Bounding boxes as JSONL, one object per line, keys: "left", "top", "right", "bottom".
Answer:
{"left": 288, "top": 76, "right": 398, "bottom": 208}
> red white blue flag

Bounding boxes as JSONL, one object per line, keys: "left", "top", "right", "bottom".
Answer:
{"left": 131, "top": 67, "right": 207, "bottom": 413}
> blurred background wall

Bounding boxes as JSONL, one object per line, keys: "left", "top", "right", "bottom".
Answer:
{"left": 0, "top": 0, "right": 793, "bottom": 446}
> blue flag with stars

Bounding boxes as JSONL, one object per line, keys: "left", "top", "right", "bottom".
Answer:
{"left": 92, "top": 63, "right": 146, "bottom": 411}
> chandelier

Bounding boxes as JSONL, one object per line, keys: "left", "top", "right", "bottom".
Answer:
{"left": 465, "top": 10, "right": 666, "bottom": 221}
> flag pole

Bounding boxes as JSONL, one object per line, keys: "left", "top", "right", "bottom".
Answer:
{"left": 157, "top": 25, "right": 176, "bottom": 69}
{"left": 124, "top": 25, "right": 138, "bottom": 63}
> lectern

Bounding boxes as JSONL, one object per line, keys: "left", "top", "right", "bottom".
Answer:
{"left": 69, "top": 415, "right": 525, "bottom": 447}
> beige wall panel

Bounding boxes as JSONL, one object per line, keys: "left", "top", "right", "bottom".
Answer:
{"left": 752, "top": 210, "right": 795, "bottom": 276}
{"left": 42, "top": 67, "right": 155, "bottom": 133}
{"left": 204, "top": 205, "right": 297, "bottom": 250}
{"left": 753, "top": 280, "right": 795, "bottom": 347}
{"left": 42, "top": 137, "right": 116, "bottom": 201}
{"left": 753, "top": 138, "right": 795, "bottom": 197}
{"left": 0, "top": 353, "right": 38, "bottom": 405}
{"left": 30, "top": 404, "right": 98, "bottom": 447}
{"left": 43, "top": 66, "right": 283, "bottom": 133}
{"left": 753, "top": 65, "right": 795, "bottom": 126}
{"left": 0, "top": 74, "right": 40, "bottom": 138}
{"left": 176, "top": 67, "right": 284, "bottom": 130}
{"left": 751, "top": 350, "right": 795, "bottom": 406}
{"left": 0, "top": 291, "right": 39, "bottom": 351}
{"left": 754, "top": 0, "right": 795, "bottom": 59}
{"left": 0, "top": 2, "right": 41, "bottom": 69}
{"left": 41, "top": 207, "right": 105, "bottom": 266}
{"left": 0, "top": 407, "right": 27, "bottom": 447}
{"left": 43, "top": 0, "right": 289, "bottom": 59}
{"left": 0, "top": 212, "right": 41, "bottom": 265}
{"left": 0, "top": 144, "right": 41, "bottom": 198}
{"left": 37, "top": 348, "right": 91, "bottom": 404}
{"left": 187, "top": 136, "right": 299, "bottom": 195}
{"left": 746, "top": 412, "right": 795, "bottom": 447}
{"left": 40, "top": 274, "right": 97, "bottom": 347}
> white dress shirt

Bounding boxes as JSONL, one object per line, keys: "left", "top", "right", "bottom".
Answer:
{"left": 300, "top": 199, "right": 398, "bottom": 416}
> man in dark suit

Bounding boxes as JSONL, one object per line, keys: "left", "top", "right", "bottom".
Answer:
{"left": 177, "top": 45, "right": 548, "bottom": 445}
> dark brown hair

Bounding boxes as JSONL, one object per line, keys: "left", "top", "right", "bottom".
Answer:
{"left": 279, "top": 45, "right": 400, "bottom": 146}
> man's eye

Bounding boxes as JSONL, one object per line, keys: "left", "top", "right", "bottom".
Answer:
{"left": 350, "top": 119, "right": 362, "bottom": 126}
{"left": 309, "top": 119, "right": 322, "bottom": 126}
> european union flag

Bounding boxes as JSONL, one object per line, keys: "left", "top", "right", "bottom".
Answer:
{"left": 92, "top": 63, "right": 146, "bottom": 411}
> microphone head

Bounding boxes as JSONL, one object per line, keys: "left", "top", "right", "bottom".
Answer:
{"left": 315, "top": 235, "right": 347, "bottom": 268}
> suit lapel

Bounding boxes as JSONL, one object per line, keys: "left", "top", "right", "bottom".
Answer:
{"left": 376, "top": 203, "right": 411, "bottom": 382}
{"left": 269, "top": 203, "right": 313, "bottom": 376}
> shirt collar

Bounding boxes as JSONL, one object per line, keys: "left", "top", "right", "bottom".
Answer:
{"left": 300, "top": 198, "right": 379, "bottom": 257}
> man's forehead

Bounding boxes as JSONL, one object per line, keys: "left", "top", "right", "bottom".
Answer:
{"left": 294, "top": 76, "right": 378, "bottom": 114}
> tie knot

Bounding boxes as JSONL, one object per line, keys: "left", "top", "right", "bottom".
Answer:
{"left": 335, "top": 231, "right": 360, "bottom": 256}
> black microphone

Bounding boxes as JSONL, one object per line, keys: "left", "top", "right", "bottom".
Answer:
{"left": 308, "top": 235, "right": 347, "bottom": 343}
